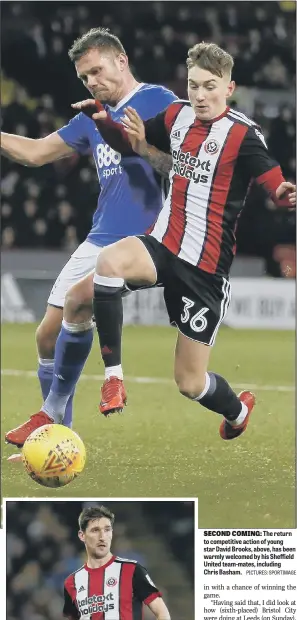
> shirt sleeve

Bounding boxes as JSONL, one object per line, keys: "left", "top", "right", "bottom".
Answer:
{"left": 95, "top": 108, "right": 171, "bottom": 155}
{"left": 132, "top": 563, "right": 162, "bottom": 606}
{"left": 238, "top": 125, "right": 289, "bottom": 207}
{"left": 90, "top": 97, "right": 180, "bottom": 155}
{"left": 57, "top": 113, "right": 90, "bottom": 155}
{"left": 144, "top": 110, "right": 171, "bottom": 152}
{"left": 154, "top": 88, "right": 178, "bottom": 109}
{"left": 63, "top": 586, "right": 80, "bottom": 619}
{"left": 143, "top": 101, "right": 186, "bottom": 152}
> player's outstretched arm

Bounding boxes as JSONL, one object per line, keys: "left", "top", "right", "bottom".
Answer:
{"left": 72, "top": 98, "right": 134, "bottom": 155}
{"left": 1, "top": 131, "right": 74, "bottom": 166}
{"left": 147, "top": 596, "right": 171, "bottom": 619}
{"left": 72, "top": 99, "right": 172, "bottom": 177}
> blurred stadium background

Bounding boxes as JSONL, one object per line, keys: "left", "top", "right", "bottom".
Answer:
{"left": 1, "top": 2, "right": 295, "bottom": 527}
{"left": 6, "top": 500, "right": 194, "bottom": 620}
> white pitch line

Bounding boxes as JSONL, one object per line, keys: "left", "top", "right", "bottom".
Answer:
{"left": 1, "top": 369, "right": 294, "bottom": 392}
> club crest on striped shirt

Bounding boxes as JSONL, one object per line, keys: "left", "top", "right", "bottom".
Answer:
{"left": 106, "top": 577, "right": 118, "bottom": 587}
{"left": 204, "top": 139, "right": 220, "bottom": 155}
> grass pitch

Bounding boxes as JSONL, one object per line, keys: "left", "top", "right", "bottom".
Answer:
{"left": 1, "top": 323, "right": 295, "bottom": 528}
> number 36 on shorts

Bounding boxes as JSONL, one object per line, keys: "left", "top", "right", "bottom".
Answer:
{"left": 181, "top": 297, "right": 209, "bottom": 332}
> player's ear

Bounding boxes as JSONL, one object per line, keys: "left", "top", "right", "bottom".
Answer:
{"left": 78, "top": 529, "right": 85, "bottom": 543}
{"left": 118, "top": 52, "right": 128, "bottom": 72}
{"left": 227, "top": 80, "right": 236, "bottom": 98}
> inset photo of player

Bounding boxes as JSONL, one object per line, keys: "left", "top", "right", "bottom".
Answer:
{"left": 5, "top": 499, "right": 196, "bottom": 620}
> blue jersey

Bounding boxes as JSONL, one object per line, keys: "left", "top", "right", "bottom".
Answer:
{"left": 58, "top": 83, "right": 176, "bottom": 246}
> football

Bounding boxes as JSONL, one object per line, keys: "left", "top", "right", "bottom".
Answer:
{"left": 22, "top": 424, "right": 86, "bottom": 488}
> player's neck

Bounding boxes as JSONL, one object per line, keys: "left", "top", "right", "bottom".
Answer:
{"left": 86, "top": 551, "right": 113, "bottom": 569}
{"left": 116, "top": 73, "right": 140, "bottom": 103}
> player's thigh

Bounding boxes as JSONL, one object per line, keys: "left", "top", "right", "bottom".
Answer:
{"left": 47, "top": 241, "right": 100, "bottom": 308}
{"left": 96, "top": 236, "right": 158, "bottom": 285}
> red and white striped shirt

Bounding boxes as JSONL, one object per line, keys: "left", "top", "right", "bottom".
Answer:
{"left": 96, "top": 99, "right": 289, "bottom": 278}
{"left": 144, "top": 101, "right": 288, "bottom": 276}
{"left": 63, "top": 555, "right": 161, "bottom": 620}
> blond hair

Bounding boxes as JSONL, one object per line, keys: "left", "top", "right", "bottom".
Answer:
{"left": 186, "top": 42, "right": 234, "bottom": 78}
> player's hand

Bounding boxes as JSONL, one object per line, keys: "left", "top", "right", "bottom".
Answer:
{"left": 276, "top": 181, "right": 296, "bottom": 207}
{"left": 71, "top": 99, "right": 107, "bottom": 121}
{"left": 120, "top": 106, "right": 148, "bottom": 155}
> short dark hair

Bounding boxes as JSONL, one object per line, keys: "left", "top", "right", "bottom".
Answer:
{"left": 68, "top": 27, "right": 126, "bottom": 62}
{"left": 78, "top": 505, "right": 115, "bottom": 531}
{"left": 187, "top": 42, "right": 234, "bottom": 78}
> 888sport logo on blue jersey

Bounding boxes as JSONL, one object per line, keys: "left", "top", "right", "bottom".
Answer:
{"left": 95, "top": 144, "right": 123, "bottom": 179}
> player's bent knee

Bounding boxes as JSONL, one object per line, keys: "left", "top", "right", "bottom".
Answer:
{"left": 175, "top": 375, "right": 206, "bottom": 400}
{"left": 64, "top": 286, "right": 93, "bottom": 323}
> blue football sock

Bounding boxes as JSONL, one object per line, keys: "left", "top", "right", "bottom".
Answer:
{"left": 42, "top": 321, "right": 94, "bottom": 424}
{"left": 38, "top": 359, "right": 54, "bottom": 400}
{"left": 63, "top": 393, "right": 75, "bottom": 428}
{"left": 38, "top": 358, "right": 74, "bottom": 428}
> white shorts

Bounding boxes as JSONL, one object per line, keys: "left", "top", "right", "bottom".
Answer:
{"left": 47, "top": 240, "right": 102, "bottom": 308}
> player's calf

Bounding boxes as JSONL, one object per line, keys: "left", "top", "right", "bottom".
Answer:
{"left": 36, "top": 305, "right": 64, "bottom": 403}
{"left": 36, "top": 305, "right": 63, "bottom": 359}
{"left": 41, "top": 318, "right": 94, "bottom": 423}
{"left": 93, "top": 236, "right": 157, "bottom": 416}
